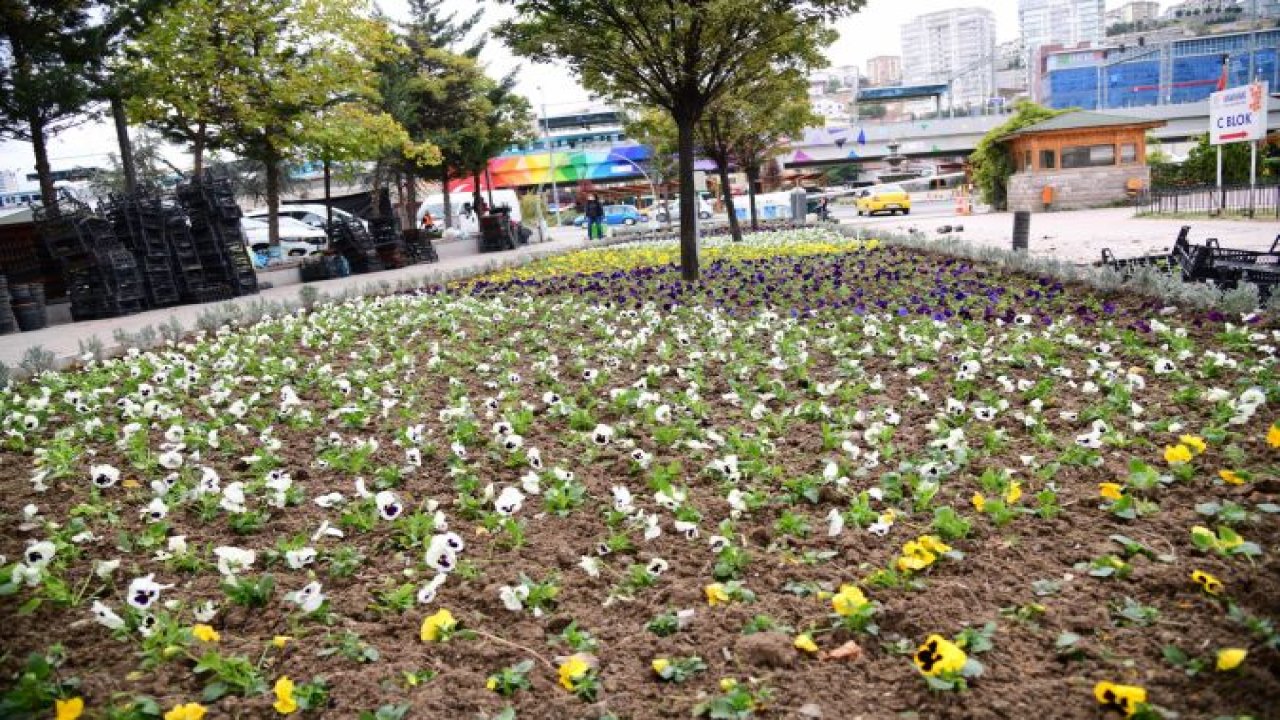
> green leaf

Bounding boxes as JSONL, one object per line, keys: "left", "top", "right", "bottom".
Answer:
{"left": 17, "top": 596, "right": 41, "bottom": 615}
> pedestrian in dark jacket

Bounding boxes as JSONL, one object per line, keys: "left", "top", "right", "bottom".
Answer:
{"left": 585, "top": 194, "right": 605, "bottom": 240}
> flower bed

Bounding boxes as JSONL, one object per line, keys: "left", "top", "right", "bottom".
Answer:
{"left": 1, "top": 229, "right": 1278, "bottom": 719}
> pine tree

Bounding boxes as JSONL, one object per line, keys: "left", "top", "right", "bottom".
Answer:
{"left": 0, "top": 0, "right": 97, "bottom": 209}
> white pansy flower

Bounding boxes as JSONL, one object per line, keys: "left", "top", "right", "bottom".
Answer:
{"left": 287, "top": 581, "right": 325, "bottom": 614}
{"left": 213, "top": 546, "right": 256, "bottom": 577}
{"left": 91, "top": 600, "right": 126, "bottom": 630}
{"left": 494, "top": 486, "right": 524, "bottom": 516}
{"left": 285, "top": 548, "right": 317, "bottom": 570}
{"left": 126, "top": 574, "right": 172, "bottom": 610}
{"left": 375, "top": 490, "right": 404, "bottom": 520}
{"left": 89, "top": 464, "right": 120, "bottom": 489}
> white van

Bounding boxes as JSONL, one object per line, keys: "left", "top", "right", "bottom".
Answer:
{"left": 416, "top": 190, "right": 523, "bottom": 235}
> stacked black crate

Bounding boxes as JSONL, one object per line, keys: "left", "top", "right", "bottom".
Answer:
{"left": 107, "top": 189, "right": 182, "bottom": 308}
{"left": 176, "top": 172, "right": 259, "bottom": 299}
{"left": 369, "top": 217, "right": 408, "bottom": 269}
{"left": 328, "top": 217, "right": 382, "bottom": 274}
{"left": 35, "top": 201, "right": 147, "bottom": 320}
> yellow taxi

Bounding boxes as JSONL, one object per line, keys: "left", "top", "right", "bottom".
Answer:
{"left": 855, "top": 184, "right": 911, "bottom": 216}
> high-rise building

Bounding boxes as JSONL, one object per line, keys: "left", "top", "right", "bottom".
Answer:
{"left": 900, "top": 8, "right": 997, "bottom": 108}
{"left": 0, "top": 169, "right": 18, "bottom": 193}
{"left": 866, "top": 56, "right": 902, "bottom": 87}
{"left": 1020, "top": 0, "right": 1106, "bottom": 51}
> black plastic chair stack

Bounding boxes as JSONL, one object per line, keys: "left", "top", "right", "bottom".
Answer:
{"left": 327, "top": 217, "right": 382, "bottom": 274}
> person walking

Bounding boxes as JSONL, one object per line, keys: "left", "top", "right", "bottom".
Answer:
{"left": 584, "top": 194, "right": 605, "bottom": 240}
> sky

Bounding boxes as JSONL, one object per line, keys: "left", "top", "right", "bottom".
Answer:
{"left": 0, "top": 0, "right": 1178, "bottom": 187}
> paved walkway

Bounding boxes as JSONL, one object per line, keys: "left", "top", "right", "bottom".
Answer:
{"left": 840, "top": 206, "right": 1279, "bottom": 264}
{"left": 0, "top": 225, "right": 600, "bottom": 370}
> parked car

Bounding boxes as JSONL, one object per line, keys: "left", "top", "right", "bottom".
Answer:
{"left": 240, "top": 216, "right": 329, "bottom": 258}
{"left": 652, "top": 196, "right": 713, "bottom": 222}
{"left": 251, "top": 204, "right": 367, "bottom": 231}
{"left": 855, "top": 185, "right": 911, "bottom": 216}
{"left": 573, "top": 204, "right": 646, "bottom": 227}
{"left": 415, "top": 190, "right": 524, "bottom": 236}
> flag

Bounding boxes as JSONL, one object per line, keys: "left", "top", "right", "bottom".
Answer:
{"left": 1216, "top": 55, "right": 1229, "bottom": 92}
{"left": 857, "top": 129, "right": 866, "bottom": 145}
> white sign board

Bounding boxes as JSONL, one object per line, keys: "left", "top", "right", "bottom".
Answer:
{"left": 1209, "top": 82, "right": 1269, "bottom": 146}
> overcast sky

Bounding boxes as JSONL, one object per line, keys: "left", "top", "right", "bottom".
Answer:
{"left": 1, "top": 0, "right": 1176, "bottom": 186}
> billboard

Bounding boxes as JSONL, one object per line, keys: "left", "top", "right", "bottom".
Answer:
{"left": 1210, "top": 82, "right": 1269, "bottom": 146}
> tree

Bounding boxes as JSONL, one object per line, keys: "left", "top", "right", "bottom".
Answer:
{"left": 1178, "top": 133, "right": 1272, "bottom": 186}
{"left": 969, "top": 100, "right": 1067, "bottom": 210}
{"left": 724, "top": 79, "right": 818, "bottom": 231}
{"left": 381, "top": 1, "right": 498, "bottom": 231}
{"left": 220, "top": 0, "right": 395, "bottom": 246}
{"left": 456, "top": 72, "right": 533, "bottom": 211}
{"left": 127, "top": 0, "right": 250, "bottom": 179}
{"left": 0, "top": 0, "right": 97, "bottom": 209}
{"left": 497, "top": 0, "right": 866, "bottom": 281}
{"left": 623, "top": 107, "right": 680, "bottom": 228}
{"left": 296, "top": 102, "right": 428, "bottom": 226}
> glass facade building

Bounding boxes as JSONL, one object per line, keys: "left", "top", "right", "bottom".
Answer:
{"left": 1042, "top": 30, "right": 1279, "bottom": 109}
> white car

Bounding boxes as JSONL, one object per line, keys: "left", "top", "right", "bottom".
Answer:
{"left": 652, "top": 196, "right": 713, "bottom": 222}
{"left": 240, "top": 216, "right": 329, "bottom": 258}
{"left": 250, "top": 204, "right": 367, "bottom": 231}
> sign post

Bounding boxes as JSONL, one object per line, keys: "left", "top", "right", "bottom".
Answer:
{"left": 1209, "top": 81, "right": 1269, "bottom": 214}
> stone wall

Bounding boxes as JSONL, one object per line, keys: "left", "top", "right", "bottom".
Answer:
{"left": 1008, "top": 165, "right": 1149, "bottom": 212}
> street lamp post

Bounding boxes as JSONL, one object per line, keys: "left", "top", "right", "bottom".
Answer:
{"left": 606, "top": 151, "right": 666, "bottom": 231}
{"left": 537, "top": 87, "right": 562, "bottom": 226}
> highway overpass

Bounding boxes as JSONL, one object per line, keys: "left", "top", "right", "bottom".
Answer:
{"left": 782, "top": 101, "right": 1280, "bottom": 168}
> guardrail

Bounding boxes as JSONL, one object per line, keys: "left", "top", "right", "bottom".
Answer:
{"left": 1139, "top": 183, "right": 1280, "bottom": 219}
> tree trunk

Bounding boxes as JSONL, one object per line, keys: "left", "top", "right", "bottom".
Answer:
{"left": 746, "top": 166, "right": 760, "bottom": 231}
{"left": 675, "top": 115, "right": 699, "bottom": 281}
{"left": 110, "top": 93, "right": 138, "bottom": 194}
{"left": 265, "top": 151, "right": 281, "bottom": 247}
{"left": 323, "top": 158, "right": 333, "bottom": 227}
{"left": 718, "top": 161, "right": 742, "bottom": 242}
{"left": 472, "top": 169, "right": 483, "bottom": 212}
{"left": 193, "top": 122, "right": 207, "bottom": 178}
{"left": 404, "top": 167, "right": 418, "bottom": 227}
{"left": 29, "top": 112, "right": 57, "bottom": 211}
{"left": 441, "top": 163, "right": 453, "bottom": 230}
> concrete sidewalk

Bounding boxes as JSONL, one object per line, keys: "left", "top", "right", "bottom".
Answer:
{"left": 0, "top": 225, "right": 603, "bottom": 369}
{"left": 840, "top": 206, "right": 1279, "bottom": 264}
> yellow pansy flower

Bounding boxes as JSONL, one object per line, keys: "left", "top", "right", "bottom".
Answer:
{"left": 272, "top": 635, "right": 292, "bottom": 649}
{"left": 971, "top": 492, "right": 986, "bottom": 512}
{"left": 1093, "top": 681, "right": 1147, "bottom": 717}
{"left": 831, "top": 584, "right": 869, "bottom": 617}
{"left": 55, "top": 697, "right": 84, "bottom": 720}
{"left": 1164, "top": 444, "right": 1193, "bottom": 465}
{"left": 486, "top": 677, "right": 498, "bottom": 691}
{"left": 705, "top": 583, "right": 730, "bottom": 606}
{"left": 273, "top": 676, "right": 297, "bottom": 714}
{"left": 913, "top": 634, "right": 967, "bottom": 676}
{"left": 1191, "top": 569, "right": 1224, "bottom": 595}
{"left": 1099, "top": 483, "right": 1124, "bottom": 500}
{"left": 1178, "top": 434, "right": 1207, "bottom": 455}
{"left": 191, "top": 624, "right": 220, "bottom": 643}
{"left": 1004, "top": 481, "right": 1022, "bottom": 504}
{"left": 1268, "top": 424, "right": 1280, "bottom": 448}
{"left": 1218, "top": 469, "right": 1245, "bottom": 485}
{"left": 419, "top": 608, "right": 457, "bottom": 642}
{"left": 558, "top": 654, "right": 590, "bottom": 690}
{"left": 651, "top": 658, "right": 671, "bottom": 675}
{"left": 917, "top": 536, "right": 951, "bottom": 555}
{"left": 164, "top": 703, "right": 207, "bottom": 720}
{"left": 1216, "top": 648, "right": 1247, "bottom": 671}
{"left": 793, "top": 633, "right": 819, "bottom": 653}
{"left": 719, "top": 677, "right": 738, "bottom": 692}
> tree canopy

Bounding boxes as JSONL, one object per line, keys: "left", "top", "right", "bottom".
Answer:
{"left": 496, "top": 0, "right": 866, "bottom": 280}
